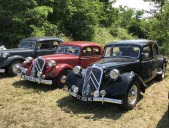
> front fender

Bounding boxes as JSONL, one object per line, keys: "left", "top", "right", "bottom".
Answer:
{"left": 104, "top": 72, "right": 146, "bottom": 97}
{"left": 45, "top": 63, "right": 73, "bottom": 78}
{"left": 66, "top": 69, "right": 86, "bottom": 93}
{"left": 0, "top": 55, "right": 25, "bottom": 68}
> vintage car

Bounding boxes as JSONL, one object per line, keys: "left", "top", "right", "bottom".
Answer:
{"left": 16, "top": 41, "right": 103, "bottom": 88}
{"left": 0, "top": 37, "right": 63, "bottom": 76}
{"left": 66, "top": 39, "right": 168, "bottom": 110}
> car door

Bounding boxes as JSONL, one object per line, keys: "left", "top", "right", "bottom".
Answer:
{"left": 140, "top": 45, "right": 153, "bottom": 82}
{"left": 92, "top": 46, "right": 102, "bottom": 63}
{"left": 79, "top": 46, "right": 93, "bottom": 68}
{"left": 35, "top": 40, "right": 56, "bottom": 57}
{"left": 151, "top": 44, "right": 159, "bottom": 78}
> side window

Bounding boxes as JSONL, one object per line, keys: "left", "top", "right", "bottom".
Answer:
{"left": 51, "top": 41, "right": 59, "bottom": 49}
{"left": 38, "top": 41, "right": 50, "bottom": 49}
{"left": 153, "top": 44, "right": 158, "bottom": 57}
{"left": 93, "top": 47, "right": 101, "bottom": 55}
{"left": 82, "top": 47, "right": 92, "bottom": 56}
{"left": 142, "top": 46, "right": 152, "bottom": 60}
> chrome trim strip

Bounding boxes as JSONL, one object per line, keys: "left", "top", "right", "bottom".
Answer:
{"left": 17, "top": 73, "right": 52, "bottom": 85}
{"left": 70, "top": 91, "right": 122, "bottom": 104}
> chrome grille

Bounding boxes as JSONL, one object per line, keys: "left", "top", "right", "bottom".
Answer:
{"left": 82, "top": 65, "right": 103, "bottom": 97}
{"left": 30, "top": 57, "right": 45, "bottom": 77}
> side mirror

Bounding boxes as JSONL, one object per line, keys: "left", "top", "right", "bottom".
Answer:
{"left": 18, "top": 44, "right": 20, "bottom": 48}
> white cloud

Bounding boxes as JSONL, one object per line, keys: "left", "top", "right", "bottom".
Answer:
{"left": 113, "top": 0, "right": 151, "bottom": 10}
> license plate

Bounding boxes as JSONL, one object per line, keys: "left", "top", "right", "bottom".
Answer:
{"left": 24, "top": 76, "right": 36, "bottom": 82}
{"left": 29, "top": 76, "right": 36, "bottom": 82}
{"left": 76, "top": 95, "right": 92, "bottom": 101}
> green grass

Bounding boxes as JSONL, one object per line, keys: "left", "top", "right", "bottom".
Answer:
{"left": 0, "top": 68, "right": 169, "bottom": 128}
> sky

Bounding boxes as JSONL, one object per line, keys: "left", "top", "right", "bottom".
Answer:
{"left": 113, "top": 0, "right": 151, "bottom": 10}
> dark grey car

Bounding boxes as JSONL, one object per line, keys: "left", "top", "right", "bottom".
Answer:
{"left": 0, "top": 37, "right": 63, "bottom": 76}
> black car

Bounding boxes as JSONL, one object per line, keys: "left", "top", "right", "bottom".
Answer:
{"left": 66, "top": 39, "right": 168, "bottom": 110}
{"left": 0, "top": 37, "right": 63, "bottom": 76}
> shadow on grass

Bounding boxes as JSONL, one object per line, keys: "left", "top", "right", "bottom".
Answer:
{"left": 156, "top": 110, "right": 169, "bottom": 128}
{"left": 0, "top": 73, "right": 11, "bottom": 79}
{"left": 12, "top": 80, "right": 56, "bottom": 93}
{"left": 57, "top": 96, "right": 128, "bottom": 120}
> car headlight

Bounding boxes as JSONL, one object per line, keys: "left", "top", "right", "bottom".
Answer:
{"left": 73, "top": 66, "right": 82, "bottom": 75}
{"left": 48, "top": 60, "right": 56, "bottom": 67}
{"left": 2, "top": 53, "right": 10, "bottom": 58}
{"left": 25, "top": 57, "right": 33, "bottom": 63}
{"left": 94, "top": 90, "right": 100, "bottom": 97}
{"left": 110, "top": 69, "right": 120, "bottom": 80}
{"left": 71, "top": 85, "right": 79, "bottom": 93}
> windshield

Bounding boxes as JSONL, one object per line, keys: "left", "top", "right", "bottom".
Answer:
{"left": 19, "top": 41, "right": 36, "bottom": 48}
{"left": 104, "top": 45, "right": 140, "bottom": 58}
{"left": 56, "top": 45, "right": 80, "bottom": 56}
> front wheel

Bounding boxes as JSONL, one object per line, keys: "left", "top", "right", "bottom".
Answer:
{"left": 53, "top": 69, "right": 70, "bottom": 88}
{"left": 7, "top": 60, "right": 22, "bottom": 76}
{"left": 122, "top": 81, "right": 140, "bottom": 110}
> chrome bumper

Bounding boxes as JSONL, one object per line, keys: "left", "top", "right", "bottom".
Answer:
{"left": 0, "top": 69, "right": 5, "bottom": 73}
{"left": 70, "top": 91, "right": 123, "bottom": 104}
{"left": 17, "top": 73, "right": 52, "bottom": 85}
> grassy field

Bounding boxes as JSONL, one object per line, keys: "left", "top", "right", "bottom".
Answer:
{"left": 0, "top": 68, "right": 169, "bottom": 128}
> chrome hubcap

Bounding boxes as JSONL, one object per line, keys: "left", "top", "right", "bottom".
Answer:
{"left": 13, "top": 63, "right": 21, "bottom": 73}
{"left": 128, "top": 85, "right": 138, "bottom": 105}
{"left": 60, "top": 75, "right": 67, "bottom": 84}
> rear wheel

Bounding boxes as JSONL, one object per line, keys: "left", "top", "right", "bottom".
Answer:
{"left": 53, "top": 69, "right": 70, "bottom": 88}
{"left": 157, "top": 63, "right": 166, "bottom": 81}
{"left": 122, "top": 81, "right": 140, "bottom": 110}
{"left": 7, "top": 60, "right": 22, "bottom": 76}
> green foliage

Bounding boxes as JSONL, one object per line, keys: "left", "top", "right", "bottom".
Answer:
{"left": 1, "top": 0, "right": 169, "bottom": 55}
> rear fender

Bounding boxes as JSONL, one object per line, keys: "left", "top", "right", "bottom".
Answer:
{"left": 157, "top": 57, "right": 168, "bottom": 74}
{"left": 104, "top": 72, "right": 146, "bottom": 97}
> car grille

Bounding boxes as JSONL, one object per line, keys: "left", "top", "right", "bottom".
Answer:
{"left": 30, "top": 57, "right": 45, "bottom": 77}
{"left": 82, "top": 66, "right": 103, "bottom": 97}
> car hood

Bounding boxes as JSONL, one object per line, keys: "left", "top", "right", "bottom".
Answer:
{"left": 94, "top": 57, "right": 138, "bottom": 69}
{"left": 0, "top": 48, "right": 33, "bottom": 54}
{"left": 40, "top": 54, "right": 79, "bottom": 61}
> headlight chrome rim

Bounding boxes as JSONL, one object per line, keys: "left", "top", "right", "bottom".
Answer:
{"left": 73, "top": 66, "right": 82, "bottom": 75}
{"left": 110, "top": 69, "right": 120, "bottom": 80}
{"left": 48, "top": 60, "right": 56, "bottom": 67}
{"left": 25, "top": 57, "right": 33, "bottom": 63}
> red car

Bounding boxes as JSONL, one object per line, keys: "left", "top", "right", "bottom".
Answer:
{"left": 16, "top": 41, "right": 103, "bottom": 87}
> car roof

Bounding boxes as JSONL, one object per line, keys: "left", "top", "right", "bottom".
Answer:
{"left": 21, "top": 37, "right": 64, "bottom": 42}
{"left": 106, "top": 39, "right": 157, "bottom": 47}
{"left": 59, "top": 41, "right": 102, "bottom": 47}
